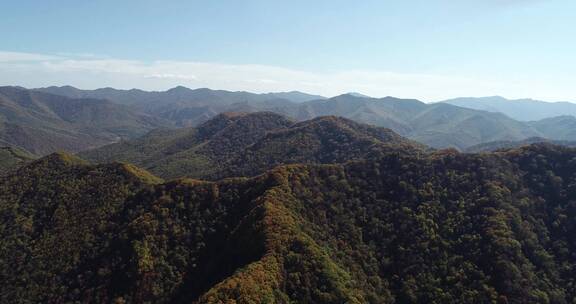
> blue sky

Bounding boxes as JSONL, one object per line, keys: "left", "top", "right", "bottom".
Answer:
{"left": 1, "top": 0, "right": 575, "bottom": 101}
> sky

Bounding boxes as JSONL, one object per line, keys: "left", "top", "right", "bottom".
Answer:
{"left": 1, "top": 0, "right": 575, "bottom": 101}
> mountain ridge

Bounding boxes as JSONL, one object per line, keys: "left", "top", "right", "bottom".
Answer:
{"left": 7, "top": 85, "right": 576, "bottom": 150}
{"left": 441, "top": 96, "right": 576, "bottom": 121}
{"left": 79, "top": 111, "right": 424, "bottom": 179}
{"left": 2, "top": 143, "right": 576, "bottom": 303}
{"left": 0, "top": 86, "right": 168, "bottom": 154}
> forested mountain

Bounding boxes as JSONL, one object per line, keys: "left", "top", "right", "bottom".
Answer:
{"left": 2, "top": 143, "right": 576, "bottom": 303}
{"left": 80, "top": 112, "right": 424, "bottom": 179}
{"left": 441, "top": 96, "right": 576, "bottom": 121}
{"left": 0, "top": 86, "right": 167, "bottom": 154}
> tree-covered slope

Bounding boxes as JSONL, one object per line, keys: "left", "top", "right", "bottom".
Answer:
{"left": 2, "top": 144, "right": 576, "bottom": 303}
{"left": 80, "top": 112, "right": 424, "bottom": 180}
{"left": 79, "top": 112, "right": 295, "bottom": 179}
{"left": 0, "top": 152, "right": 162, "bottom": 302}
{"left": 0, "top": 145, "right": 36, "bottom": 173}
{"left": 215, "top": 115, "right": 424, "bottom": 179}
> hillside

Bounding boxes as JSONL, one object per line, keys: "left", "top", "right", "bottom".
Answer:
{"left": 293, "top": 95, "right": 545, "bottom": 149}
{"left": 2, "top": 144, "right": 576, "bottom": 303}
{"left": 406, "top": 103, "right": 540, "bottom": 149}
{"left": 441, "top": 96, "right": 576, "bottom": 121}
{"left": 216, "top": 115, "right": 424, "bottom": 178}
{"left": 0, "top": 146, "right": 36, "bottom": 173}
{"left": 79, "top": 112, "right": 424, "bottom": 179}
{"left": 292, "top": 94, "right": 422, "bottom": 135}
{"left": 261, "top": 91, "right": 326, "bottom": 103}
{"left": 528, "top": 115, "right": 576, "bottom": 141}
{"left": 0, "top": 86, "right": 168, "bottom": 154}
{"left": 35, "top": 86, "right": 317, "bottom": 127}
{"left": 465, "top": 137, "right": 576, "bottom": 153}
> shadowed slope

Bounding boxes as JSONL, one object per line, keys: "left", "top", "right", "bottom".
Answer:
{"left": 2, "top": 145, "right": 576, "bottom": 303}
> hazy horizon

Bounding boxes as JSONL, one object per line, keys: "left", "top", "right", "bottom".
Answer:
{"left": 6, "top": 83, "right": 576, "bottom": 104}
{"left": 2, "top": 0, "right": 576, "bottom": 102}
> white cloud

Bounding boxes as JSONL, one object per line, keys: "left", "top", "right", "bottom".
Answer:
{"left": 0, "top": 50, "right": 573, "bottom": 102}
{"left": 0, "top": 51, "right": 63, "bottom": 62}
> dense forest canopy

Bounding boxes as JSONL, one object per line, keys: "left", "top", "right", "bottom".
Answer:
{"left": 5, "top": 1, "right": 576, "bottom": 302}
{"left": 79, "top": 112, "right": 425, "bottom": 180}
{"left": 1, "top": 143, "right": 576, "bottom": 303}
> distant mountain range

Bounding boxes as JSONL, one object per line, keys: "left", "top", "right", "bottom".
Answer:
{"left": 0, "top": 86, "right": 168, "bottom": 154}
{"left": 441, "top": 96, "right": 576, "bottom": 121}
{"left": 290, "top": 94, "right": 546, "bottom": 149}
{"left": 3, "top": 85, "right": 576, "bottom": 158}
{"left": 36, "top": 85, "right": 325, "bottom": 105}
{"left": 465, "top": 137, "right": 576, "bottom": 153}
{"left": 35, "top": 86, "right": 324, "bottom": 127}
{"left": 33, "top": 86, "right": 576, "bottom": 149}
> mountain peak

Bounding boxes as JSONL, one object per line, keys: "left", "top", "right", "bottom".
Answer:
{"left": 166, "top": 85, "right": 194, "bottom": 93}
{"left": 204, "top": 111, "right": 292, "bottom": 136}
{"left": 116, "top": 162, "right": 163, "bottom": 184}
{"left": 330, "top": 93, "right": 368, "bottom": 100}
{"left": 344, "top": 92, "right": 372, "bottom": 98}
{"left": 261, "top": 91, "right": 326, "bottom": 103}
{"left": 59, "top": 85, "right": 79, "bottom": 90}
{"left": 27, "top": 152, "right": 88, "bottom": 170}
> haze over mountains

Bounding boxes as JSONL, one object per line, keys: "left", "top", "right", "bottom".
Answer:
{"left": 465, "top": 137, "right": 576, "bottom": 153}
{"left": 35, "top": 86, "right": 325, "bottom": 127}
{"left": 3, "top": 85, "right": 576, "bottom": 161}
{"left": 28, "top": 87, "right": 576, "bottom": 145}
{"left": 441, "top": 96, "right": 576, "bottom": 121}
{"left": 0, "top": 86, "right": 167, "bottom": 155}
